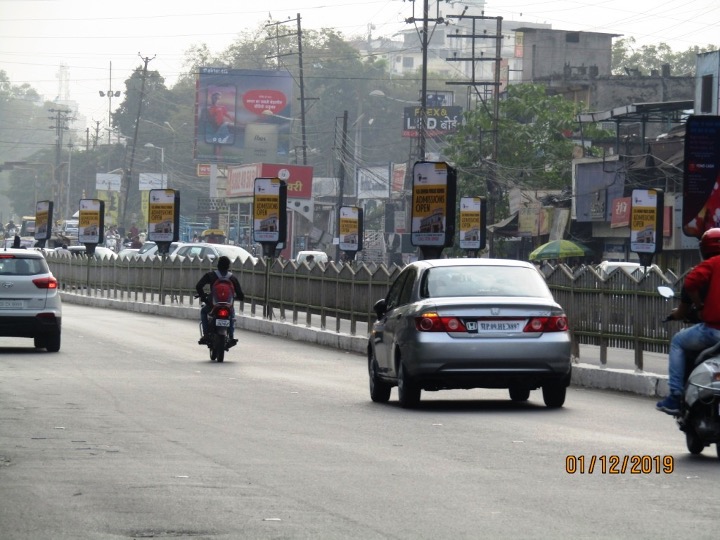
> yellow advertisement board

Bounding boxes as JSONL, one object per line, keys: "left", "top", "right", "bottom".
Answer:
{"left": 411, "top": 162, "right": 448, "bottom": 246}
{"left": 78, "top": 199, "right": 103, "bottom": 244}
{"left": 253, "top": 177, "right": 282, "bottom": 242}
{"left": 148, "top": 190, "right": 177, "bottom": 242}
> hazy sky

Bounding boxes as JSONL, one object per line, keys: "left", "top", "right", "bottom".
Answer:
{"left": 3, "top": 0, "right": 719, "bottom": 128}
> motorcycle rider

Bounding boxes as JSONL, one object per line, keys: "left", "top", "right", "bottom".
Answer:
{"left": 195, "top": 255, "right": 244, "bottom": 347}
{"left": 657, "top": 227, "right": 720, "bottom": 414}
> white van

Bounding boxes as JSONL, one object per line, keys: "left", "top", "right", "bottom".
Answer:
{"left": 59, "top": 219, "right": 79, "bottom": 237}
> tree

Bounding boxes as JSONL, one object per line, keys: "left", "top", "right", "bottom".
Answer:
{"left": 445, "top": 84, "right": 580, "bottom": 204}
{"left": 612, "top": 38, "right": 718, "bottom": 76}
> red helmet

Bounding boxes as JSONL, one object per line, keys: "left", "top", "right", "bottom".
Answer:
{"left": 700, "top": 228, "right": 720, "bottom": 259}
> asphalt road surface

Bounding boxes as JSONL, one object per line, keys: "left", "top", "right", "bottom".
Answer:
{"left": 0, "top": 304, "right": 717, "bottom": 540}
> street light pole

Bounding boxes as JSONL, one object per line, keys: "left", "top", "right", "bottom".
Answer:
{"left": 144, "top": 143, "right": 165, "bottom": 187}
{"left": 66, "top": 142, "right": 73, "bottom": 220}
{"left": 99, "top": 61, "right": 122, "bottom": 145}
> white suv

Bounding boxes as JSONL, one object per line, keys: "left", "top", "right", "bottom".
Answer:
{"left": 0, "top": 248, "right": 62, "bottom": 351}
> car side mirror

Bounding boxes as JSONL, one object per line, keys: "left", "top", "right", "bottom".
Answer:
{"left": 373, "top": 299, "right": 387, "bottom": 319}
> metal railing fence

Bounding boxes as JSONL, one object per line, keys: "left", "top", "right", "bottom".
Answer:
{"left": 47, "top": 254, "right": 684, "bottom": 370}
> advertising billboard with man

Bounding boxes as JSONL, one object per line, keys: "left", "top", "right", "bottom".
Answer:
{"left": 195, "top": 68, "right": 294, "bottom": 164}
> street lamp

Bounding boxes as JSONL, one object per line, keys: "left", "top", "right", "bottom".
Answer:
{"left": 144, "top": 143, "right": 165, "bottom": 187}
{"left": 369, "top": 90, "right": 419, "bottom": 105}
{"left": 99, "top": 61, "right": 122, "bottom": 145}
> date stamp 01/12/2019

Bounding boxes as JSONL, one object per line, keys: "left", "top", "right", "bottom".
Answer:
{"left": 566, "top": 455, "right": 674, "bottom": 475}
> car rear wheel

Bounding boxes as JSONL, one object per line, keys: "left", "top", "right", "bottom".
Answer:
{"left": 368, "top": 350, "right": 391, "bottom": 403}
{"left": 509, "top": 386, "right": 530, "bottom": 402}
{"left": 397, "top": 361, "right": 420, "bottom": 409}
{"left": 542, "top": 382, "right": 566, "bottom": 408}
{"left": 44, "top": 331, "right": 61, "bottom": 353}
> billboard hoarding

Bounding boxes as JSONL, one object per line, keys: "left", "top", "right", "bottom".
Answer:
{"left": 195, "top": 68, "right": 294, "bottom": 164}
{"left": 682, "top": 115, "right": 720, "bottom": 238}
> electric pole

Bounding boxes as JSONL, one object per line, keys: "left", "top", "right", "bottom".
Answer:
{"left": 405, "top": 0, "right": 446, "bottom": 161}
{"left": 266, "top": 14, "right": 317, "bottom": 165}
{"left": 48, "top": 107, "right": 73, "bottom": 219}
{"left": 446, "top": 13, "right": 503, "bottom": 256}
{"left": 335, "top": 111, "right": 349, "bottom": 262}
{"left": 122, "top": 53, "right": 154, "bottom": 231}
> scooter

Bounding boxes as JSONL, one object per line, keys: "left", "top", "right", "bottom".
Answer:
{"left": 197, "top": 296, "right": 235, "bottom": 363}
{"left": 659, "top": 285, "right": 720, "bottom": 459}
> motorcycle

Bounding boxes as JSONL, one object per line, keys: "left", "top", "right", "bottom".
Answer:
{"left": 197, "top": 295, "right": 235, "bottom": 363}
{"left": 659, "top": 285, "right": 720, "bottom": 459}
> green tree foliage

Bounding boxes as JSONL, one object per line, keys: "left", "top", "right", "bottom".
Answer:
{"left": 0, "top": 70, "right": 56, "bottom": 164}
{"left": 612, "top": 38, "right": 718, "bottom": 76}
{"left": 445, "top": 84, "right": 579, "bottom": 205}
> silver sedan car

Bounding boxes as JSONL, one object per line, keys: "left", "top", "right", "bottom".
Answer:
{"left": 368, "top": 258, "right": 572, "bottom": 408}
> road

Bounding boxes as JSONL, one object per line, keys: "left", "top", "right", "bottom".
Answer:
{"left": 0, "top": 304, "right": 717, "bottom": 540}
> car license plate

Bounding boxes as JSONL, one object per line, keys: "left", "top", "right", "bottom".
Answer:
{"left": 215, "top": 319, "right": 230, "bottom": 327}
{"left": 476, "top": 321, "right": 522, "bottom": 333}
{"left": 0, "top": 300, "right": 22, "bottom": 309}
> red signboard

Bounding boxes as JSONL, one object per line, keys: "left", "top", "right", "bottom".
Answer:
{"left": 226, "top": 163, "right": 313, "bottom": 199}
{"left": 610, "top": 197, "right": 631, "bottom": 228}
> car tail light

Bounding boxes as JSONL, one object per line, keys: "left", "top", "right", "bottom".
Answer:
{"left": 215, "top": 307, "right": 231, "bottom": 318}
{"left": 33, "top": 276, "right": 58, "bottom": 289}
{"left": 415, "top": 312, "right": 467, "bottom": 332}
{"left": 523, "top": 316, "right": 568, "bottom": 332}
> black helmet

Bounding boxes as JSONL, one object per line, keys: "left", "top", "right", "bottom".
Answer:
{"left": 217, "top": 255, "right": 231, "bottom": 272}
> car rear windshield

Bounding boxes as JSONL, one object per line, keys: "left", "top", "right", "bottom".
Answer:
{"left": 0, "top": 256, "right": 48, "bottom": 276}
{"left": 422, "top": 265, "right": 552, "bottom": 298}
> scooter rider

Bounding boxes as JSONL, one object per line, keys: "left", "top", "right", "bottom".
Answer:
{"left": 657, "top": 227, "right": 720, "bottom": 414}
{"left": 195, "top": 255, "right": 244, "bottom": 347}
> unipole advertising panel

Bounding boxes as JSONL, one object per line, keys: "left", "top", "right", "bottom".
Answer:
{"left": 253, "top": 177, "right": 287, "bottom": 257}
{"left": 459, "top": 196, "right": 487, "bottom": 254}
{"left": 630, "top": 188, "right": 664, "bottom": 266}
{"left": 147, "top": 189, "right": 180, "bottom": 247}
{"left": 338, "top": 206, "right": 363, "bottom": 256}
{"left": 410, "top": 161, "right": 457, "bottom": 259}
{"left": 682, "top": 115, "right": 720, "bottom": 238}
{"left": 78, "top": 199, "right": 105, "bottom": 248}
{"left": 34, "top": 200, "right": 53, "bottom": 247}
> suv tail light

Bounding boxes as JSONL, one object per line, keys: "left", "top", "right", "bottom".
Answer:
{"left": 33, "top": 276, "right": 58, "bottom": 289}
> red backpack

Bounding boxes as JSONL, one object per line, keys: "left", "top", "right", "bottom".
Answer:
{"left": 211, "top": 270, "right": 235, "bottom": 304}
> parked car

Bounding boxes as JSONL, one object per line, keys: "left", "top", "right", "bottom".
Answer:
{"left": 367, "top": 258, "right": 572, "bottom": 408}
{"left": 595, "top": 260, "right": 661, "bottom": 279}
{"left": 172, "top": 243, "right": 257, "bottom": 264}
{"left": 117, "top": 248, "right": 140, "bottom": 259}
{"left": 0, "top": 248, "right": 62, "bottom": 351}
{"left": 295, "top": 250, "right": 329, "bottom": 265}
{"left": 135, "top": 241, "right": 185, "bottom": 259}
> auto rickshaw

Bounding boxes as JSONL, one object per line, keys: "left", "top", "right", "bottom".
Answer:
{"left": 200, "top": 228, "right": 226, "bottom": 244}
